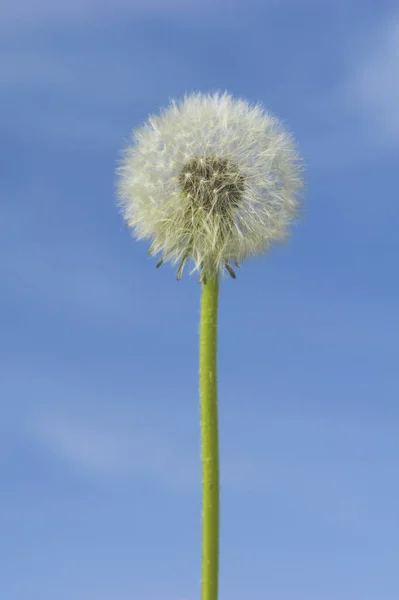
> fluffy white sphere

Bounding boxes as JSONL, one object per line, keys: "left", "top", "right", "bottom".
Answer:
{"left": 116, "top": 91, "right": 304, "bottom": 281}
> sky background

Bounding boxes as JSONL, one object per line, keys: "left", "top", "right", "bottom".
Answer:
{"left": 1, "top": 1, "right": 398, "bottom": 599}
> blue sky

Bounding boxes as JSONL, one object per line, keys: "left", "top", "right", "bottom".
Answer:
{"left": 1, "top": 1, "right": 398, "bottom": 599}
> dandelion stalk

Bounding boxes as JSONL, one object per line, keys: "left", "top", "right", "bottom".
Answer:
{"left": 199, "top": 274, "right": 220, "bottom": 600}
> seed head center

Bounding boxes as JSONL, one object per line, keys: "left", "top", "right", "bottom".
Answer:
{"left": 179, "top": 155, "right": 245, "bottom": 215}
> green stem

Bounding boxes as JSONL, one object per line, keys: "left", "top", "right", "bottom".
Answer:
{"left": 199, "top": 273, "right": 220, "bottom": 600}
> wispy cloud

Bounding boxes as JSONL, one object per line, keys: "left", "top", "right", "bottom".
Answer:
{"left": 26, "top": 407, "right": 397, "bottom": 534}
{"left": 0, "top": 34, "right": 187, "bottom": 108}
{"left": 2, "top": 362, "right": 200, "bottom": 490}
{"left": 2, "top": 354, "right": 396, "bottom": 536}
{"left": 301, "top": 12, "right": 399, "bottom": 171}
{"left": 32, "top": 414, "right": 199, "bottom": 489}
{"left": 1, "top": 0, "right": 200, "bottom": 25}
{"left": 1, "top": 0, "right": 337, "bottom": 26}
{"left": 3, "top": 246, "right": 129, "bottom": 321}
{"left": 1, "top": 191, "right": 176, "bottom": 328}
{"left": 342, "top": 14, "right": 399, "bottom": 146}
{"left": 0, "top": 25, "right": 194, "bottom": 147}
{"left": 0, "top": 0, "right": 263, "bottom": 28}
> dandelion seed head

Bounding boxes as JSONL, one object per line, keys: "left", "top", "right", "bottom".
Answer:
{"left": 116, "top": 91, "right": 304, "bottom": 280}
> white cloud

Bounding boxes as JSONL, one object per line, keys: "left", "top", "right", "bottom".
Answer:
{"left": 301, "top": 12, "right": 399, "bottom": 170}
{"left": 1, "top": 196, "right": 172, "bottom": 328}
{"left": 26, "top": 409, "right": 397, "bottom": 534}
{"left": 1, "top": 0, "right": 193, "bottom": 24}
{"left": 27, "top": 400, "right": 395, "bottom": 527}
{"left": 2, "top": 239, "right": 140, "bottom": 323}
{"left": 0, "top": 18, "right": 197, "bottom": 147}
{"left": 344, "top": 15, "right": 399, "bottom": 146}
{"left": 30, "top": 412, "right": 200, "bottom": 490}
{"left": 0, "top": 39, "right": 185, "bottom": 109}
{"left": 1, "top": 361, "right": 198, "bottom": 490}
{"left": 0, "top": 0, "right": 253, "bottom": 28}
{"left": 34, "top": 418, "right": 131, "bottom": 472}
{"left": 2, "top": 357, "right": 396, "bottom": 533}
{"left": 0, "top": 0, "right": 331, "bottom": 25}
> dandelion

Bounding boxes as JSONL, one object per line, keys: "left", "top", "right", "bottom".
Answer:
{"left": 116, "top": 91, "right": 304, "bottom": 600}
